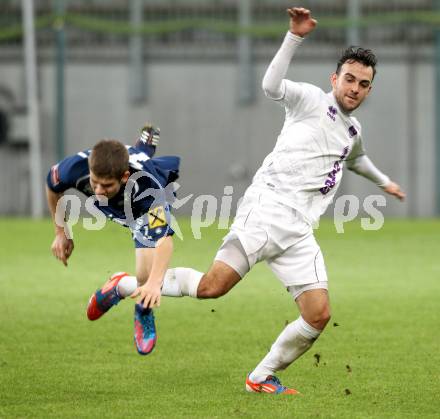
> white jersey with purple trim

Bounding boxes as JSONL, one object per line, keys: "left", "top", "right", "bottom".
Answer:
{"left": 250, "top": 82, "right": 365, "bottom": 225}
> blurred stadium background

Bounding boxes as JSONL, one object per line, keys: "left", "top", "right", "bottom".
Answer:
{"left": 0, "top": 0, "right": 438, "bottom": 219}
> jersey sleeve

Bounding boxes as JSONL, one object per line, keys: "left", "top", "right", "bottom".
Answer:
{"left": 261, "top": 31, "right": 323, "bottom": 117}
{"left": 133, "top": 141, "right": 156, "bottom": 158}
{"left": 346, "top": 122, "right": 365, "bottom": 161}
{"left": 345, "top": 126, "right": 390, "bottom": 187}
{"left": 346, "top": 154, "right": 390, "bottom": 187}
{"left": 46, "top": 152, "right": 89, "bottom": 193}
{"left": 261, "top": 31, "right": 302, "bottom": 101}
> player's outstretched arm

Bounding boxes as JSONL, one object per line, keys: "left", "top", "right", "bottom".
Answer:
{"left": 262, "top": 7, "right": 317, "bottom": 100}
{"left": 46, "top": 185, "right": 74, "bottom": 266}
{"left": 131, "top": 235, "right": 174, "bottom": 309}
{"left": 346, "top": 155, "right": 405, "bottom": 201}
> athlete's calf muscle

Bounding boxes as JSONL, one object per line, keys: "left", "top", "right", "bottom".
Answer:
{"left": 196, "top": 261, "right": 242, "bottom": 298}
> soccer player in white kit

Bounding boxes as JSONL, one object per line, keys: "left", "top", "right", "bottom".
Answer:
{"left": 114, "top": 7, "right": 406, "bottom": 394}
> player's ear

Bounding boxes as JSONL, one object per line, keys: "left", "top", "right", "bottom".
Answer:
{"left": 121, "top": 170, "right": 130, "bottom": 184}
{"left": 330, "top": 72, "right": 338, "bottom": 88}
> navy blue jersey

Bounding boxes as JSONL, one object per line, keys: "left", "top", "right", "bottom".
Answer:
{"left": 47, "top": 143, "right": 180, "bottom": 248}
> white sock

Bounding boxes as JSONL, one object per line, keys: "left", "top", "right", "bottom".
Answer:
{"left": 116, "top": 275, "right": 138, "bottom": 297}
{"left": 249, "top": 316, "right": 321, "bottom": 383}
{"left": 161, "top": 268, "right": 203, "bottom": 298}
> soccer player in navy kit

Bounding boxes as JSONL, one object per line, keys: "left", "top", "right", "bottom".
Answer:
{"left": 46, "top": 125, "right": 179, "bottom": 355}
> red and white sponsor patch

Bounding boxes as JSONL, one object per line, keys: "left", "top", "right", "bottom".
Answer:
{"left": 50, "top": 164, "right": 60, "bottom": 186}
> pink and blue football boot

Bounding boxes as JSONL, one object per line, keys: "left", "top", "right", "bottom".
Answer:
{"left": 134, "top": 303, "right": 157, "bottom": 355}
{"left": 86, "top": 272, "right": 128, "bottom": 321}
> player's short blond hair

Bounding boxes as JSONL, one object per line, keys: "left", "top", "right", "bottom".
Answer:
{"left": 89, "top": 139, "right": 129, "bottom": 180}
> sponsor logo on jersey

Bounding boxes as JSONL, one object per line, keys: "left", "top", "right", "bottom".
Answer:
{"left": 340, "top": 146, "right": 349, "bottom": 160}
{"left": 320, "top": 146, "right": 350, "bottom": 195}
{"left": 148, "top": 206, "right": 167, "bottom": 228}
{"left": 327, "top": 106, "right": 337, "bottom": 121}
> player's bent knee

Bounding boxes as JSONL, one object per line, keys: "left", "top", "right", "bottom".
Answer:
{"left": 320, "top": 309, "right": 331, "bottom": 329}
{"left": 311, "top": 309, "right": 331, "bottom": 330}
{"left": 303, "top": 306, "right": 331, "bottom": 331}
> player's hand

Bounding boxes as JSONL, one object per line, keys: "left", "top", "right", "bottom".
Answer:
{"left": 286, "top": 7, "right": 317, "bottom": 38}
{"left": 131, "top": 281, "right": 161, "bottom": 309}
{"left": 51, "top": 232, "right": 74, "bottom": 266}
{"left": 383, "top": 181, "right": 406, "bottom": 201}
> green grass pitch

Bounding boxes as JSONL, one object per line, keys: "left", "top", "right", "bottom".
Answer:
{"left": 0, "top": 217, "right": 439, "bottom": 418}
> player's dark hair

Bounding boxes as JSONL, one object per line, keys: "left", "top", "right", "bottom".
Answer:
{"left": 89, "top": 139, "right": 129, "bottom": 180}
{"left": 336, "top": 46, "right": 377, "bottom": 79}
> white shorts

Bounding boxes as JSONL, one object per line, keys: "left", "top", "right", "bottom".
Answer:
{"left": 215, "top": 189, "right": 328, "bottom": 288}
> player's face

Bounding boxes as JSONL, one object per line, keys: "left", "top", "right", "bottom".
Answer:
{"left": 89, "top": 171, "right": 128, "bottom": 200}
{"left": 331, "top": 61, "right": 373, "bottom": 113}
